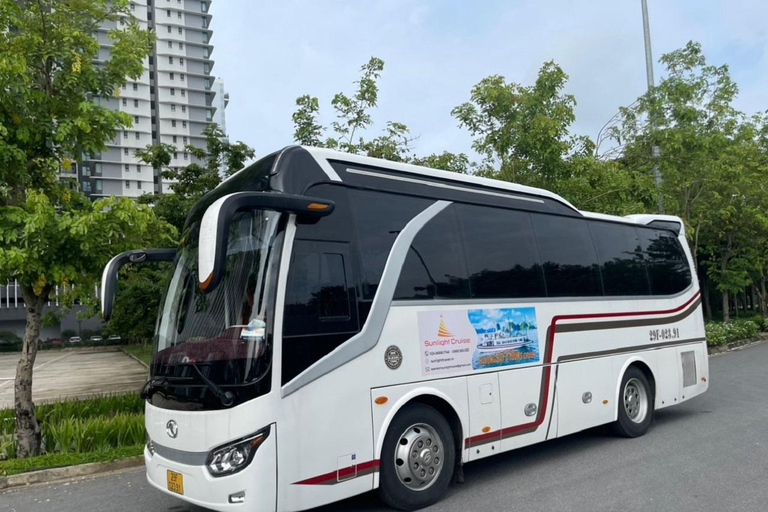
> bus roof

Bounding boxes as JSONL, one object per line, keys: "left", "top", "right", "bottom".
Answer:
{"left": 301, "top": 146, "right": 581, "bottom": 213}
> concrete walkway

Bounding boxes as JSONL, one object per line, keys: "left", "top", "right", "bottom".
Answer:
{"left": 0, "top": 349, "right": 147, "bottom": 409}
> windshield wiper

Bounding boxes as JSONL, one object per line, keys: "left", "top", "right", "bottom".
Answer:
{"left": 187, "top": 362, "right": 235, "bottom": 407}
{"left": 139, "top": 375, "right": 193, "bottom": 400}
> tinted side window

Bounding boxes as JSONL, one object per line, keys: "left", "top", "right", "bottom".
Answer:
{"left": 531, "top": 214, "right": 602, "bottom": 297}
{"left": 282, "top": 241, "right": 358, "bottom": 385}
{"left": 350, "top": 190, "right": 431, "bottom": 300}
{"left": 458, "top": 204, "right": 545, "bottom": 299}
{"left": 638, "top": 229, "right": 691, "bottom": 295}
{"left": 395, "top": 206, "right": 470, "bottom": 300}
{"left": 590, "top": 222, "right": 650, "bottom": 296}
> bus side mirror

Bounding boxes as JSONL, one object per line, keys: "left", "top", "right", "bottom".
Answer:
{"left": 101, "top": 249, "right": 178, "bottom": 320}
{"left": 198, "top": 192, "right": 334, "bottom": 293}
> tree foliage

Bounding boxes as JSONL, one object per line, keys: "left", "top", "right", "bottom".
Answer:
{"left": 0, "top": 0, "right": 171, "bottom": 458}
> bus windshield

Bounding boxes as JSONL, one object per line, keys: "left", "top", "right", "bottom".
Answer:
{"left": 149, "top": 209, "right": 281, "bottom": 409}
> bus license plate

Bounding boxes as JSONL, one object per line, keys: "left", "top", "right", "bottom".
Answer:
{"left": 167, "top": 470, "right": 184, "bottom": 495}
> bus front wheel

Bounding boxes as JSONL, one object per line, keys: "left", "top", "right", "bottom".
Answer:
{"left": 378, "top": 403, "right": 455, "bottom": 511}
{"left": 613, "top": 366, "right": 654, "bottom": 438}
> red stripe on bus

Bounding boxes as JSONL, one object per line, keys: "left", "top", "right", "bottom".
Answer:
{"left": 464, "top": 292, "right": 701, "bottom": 448}
{"left": 293, "top": 459, "right": 380, "bottom": 485}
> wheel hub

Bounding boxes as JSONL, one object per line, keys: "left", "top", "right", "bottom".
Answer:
{"left": 394, "top": 423, "right": 444, "bottom": 491}
{"left": 623, "top": 377, "right": 649, "bottom": 424}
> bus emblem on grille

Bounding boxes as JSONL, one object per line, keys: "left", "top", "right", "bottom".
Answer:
{"left": 166, "top": 420, "right": 179, "bottom": 439}
{"left": 385, "top": 346, "right": 403, "bottom": 370}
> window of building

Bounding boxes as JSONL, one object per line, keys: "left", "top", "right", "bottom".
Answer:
{"left": 169, "top": 72, "right": 175, "bottom": 80}
{"left": 168, "top": 40, "right": 173, "bottom": 48}
{"left": 458, "top": 204, "right": 546, "bottom": 299}
{"left": 173, "top": 152, "right": 178, "bottom": 159}
{"left": 178, "top": 27, "right": 183, "bottom": 34}
{"left": 124, "top": 148, "right": 129, "bottom": 155}
{"left": 122, "top": 83, "right": 126, "bottom": 90}
{"left": 171, "top": 120, "right": 177, "bottom": 127}
{"left": 136, "top": 165, "right": 141, "bottom": 172}
{"left": 395, "top": 206, "right": 470, "bottom": 300}
{"left": 182, "top": 120, "right": 187, "bottom": 128}
{"left": 171, "top": 104, "right": 176, "bottom": 113}
{"left": 130, "top": 3, "right": 135, "bottom": 11}
{"left": 137, "top": 180, "right": 142, "bottom": 189}
{"left": 182, "top": 136, "right": 187, "bottom": 144}
{"left": 172, "top": 135, "right": 177, "bottom": 143}
{"left": 167, "top": 25, "right": 172, "bottom": 33}
{"left": 82, "top": 166, "right": 91, "bottom": 177}
{"left": 177, "top": 11, "right": 181, "bottom": 18}
{"left": 638, "top": 228, "right": 691, "bottom": 295}
{"left": 179, "top": 42, "right": 184, "bottom": 50}
{"left": 169, "top": 56, "right": 174, "bottom": 64}
{"left": 134, "top": 115, "right": 139, "bottom": 124}
{"left": 123, "top": 130, "right": 128, "bottom": 138}
{"left": 201, "top": 1, "right": 207, "bottom": 11}
{"left": 95, "top": 179, "right": 102, "bottom": 192}
{"left": 135, "top": 132, "right": 140, "bottom": 140}
{"left": 82, "top": 181, "right": 91, "bottom": 192}
{"left": 590, "top": 221, "right": 650, "bottom": 296}
{"left": 125, "top": 180, "right": 130, "bottom": 188}
{"left": 183, "top": 151, "right": 188, "bottom": 160}
{"left": 181, "top": 105, "right": 186, "bottom": 113}
{"left": 170, "top": 88, "right": 175, "bottom": 96}
{"left": 180, "top": 89, "right": 186, "bottom": 97}
{"left": 179, "top": 58, "right": 184, "bottom": 66}
{"left": 203, "top": 47, "right": 209, "bottom": 58}
{"left": 133, "top": 83, "right": 138, "bottom": 91}
{"left": 122, "top": 98, "right": 127, "bottom": 106}
{"left": 134, "top": 99, "right": 139, "bottom": 107}
{"left": 166, "top": 9, "right": 170, "bottom": 16}
{"left": 531, "top": 214, "right": 602, "bottom": 297}
{"left": 94, "top": 163, "right": 102, "bottom": 175}
{"left": 124, "top": 164, "right": 129, "bottom": 171}
{"left": 206, "top": 110, "right": 213, "bottom": 121}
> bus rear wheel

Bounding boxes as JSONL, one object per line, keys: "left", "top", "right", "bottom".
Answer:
{"left": 378, "top": 403, "right": 455, "bottom": 511}
{"left": 613, "top": 366, "right": 654, "bottom": 438}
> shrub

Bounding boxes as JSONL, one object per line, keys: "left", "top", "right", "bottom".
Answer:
{"left": 0, "top": 330, "right": 22, "bottom": 345}
{"left": 705, "top": 319, "right": 760, "bottom": 347}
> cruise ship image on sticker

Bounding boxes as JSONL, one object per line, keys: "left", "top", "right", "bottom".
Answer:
{"left": 469, "top": 307, "right": 538, "bottom": 352}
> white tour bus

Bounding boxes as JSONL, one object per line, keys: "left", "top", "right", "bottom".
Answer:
{"left": 102, "top": 146, "right": 708, "bottom": 512}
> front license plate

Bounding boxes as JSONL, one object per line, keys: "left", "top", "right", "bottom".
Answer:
{"left": 167, "top": 470, "right": 184, "bottom": 495}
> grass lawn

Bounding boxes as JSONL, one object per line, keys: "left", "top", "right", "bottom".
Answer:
{"left": 121, "top": 344, "right": 152, "bottom": 366}
{"left": 0, "top": 445, "right": 143, "bottom": 476}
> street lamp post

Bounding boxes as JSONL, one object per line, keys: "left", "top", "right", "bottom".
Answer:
{"left": 641, "top": 0, "right": 664, "bottom": 213}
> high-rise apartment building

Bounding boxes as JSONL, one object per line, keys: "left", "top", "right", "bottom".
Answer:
{"left": 80, "top": 0, "right": 217, "bottom": 198}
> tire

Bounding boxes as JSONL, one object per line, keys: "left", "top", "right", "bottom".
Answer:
{"left": 612, "top": 366, "right": 654, "bottom": 438}
{"left": 377, "top": 403, "right": 456, "bottom": 511}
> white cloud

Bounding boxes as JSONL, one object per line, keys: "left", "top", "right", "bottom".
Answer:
{"left": 209, "top": 0, "right": 768, "bottom": 162}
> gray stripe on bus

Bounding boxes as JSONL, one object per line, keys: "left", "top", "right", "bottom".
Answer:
{"left": 556, "top": 297, "right": 702, "bottom": 334}
{"left": 557, "top": 337, "right": 706, "bottom": 363}
{"left": 281, "top": 200, "right": 452, "bottom": 397}
{"left": 152, "top": 443, "right": 209, "bottom": 466}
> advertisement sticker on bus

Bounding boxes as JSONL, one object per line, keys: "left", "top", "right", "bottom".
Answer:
{"left": 418, "top": 307, "right": 540, "bottom": 376}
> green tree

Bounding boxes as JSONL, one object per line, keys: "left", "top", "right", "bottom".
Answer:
{"left": 452, "top": 62, "right": 653, "bottom": 214}
{"left": 0, "top": 0, "right": 169, "bottom": 458}
{"left": 292, "top": 56, "right": 468, "bottom": 171}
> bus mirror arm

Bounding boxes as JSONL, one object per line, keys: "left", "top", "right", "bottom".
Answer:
{"left": 101, "top": 248, "right": 178, "bottom": 321}
{"left": 198, "top": 192, "right": 334, "bottom": 294}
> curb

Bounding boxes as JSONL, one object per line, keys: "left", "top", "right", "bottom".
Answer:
{"left": 0, "top": 456, "right": 144, "bottom": 491}
{"left": 707, "top": 334, "right": 768, "bottom": 356}
{"left": 119, "top": 348, "right": 149, "bottom": 369}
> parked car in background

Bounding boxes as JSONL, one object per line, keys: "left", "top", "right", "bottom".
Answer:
{"left": 46, "top": 338, "right": 62, "bottom": 345}
{"left": 89, "top": 335, "right": 103, "bottom": 343}
{"left": 107, "top": 334, "right": 122, "bottom": 342}
{"left": 68, "top": 336, "right": 82, "bottom": 343}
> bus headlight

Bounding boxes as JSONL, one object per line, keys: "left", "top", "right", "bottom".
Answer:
{"left": 206, "top": 426, "right": 270, "bottom": 477}
{"left": 147, "top": 437, "right": 155, "bottom": 457}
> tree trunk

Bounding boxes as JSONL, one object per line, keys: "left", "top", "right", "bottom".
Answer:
{"left": 15, "top": 285, "right": 48, "bottom": 458}
{"left": 760, "top": 276, "right": 767, "bottom": 316}
{"left": 722, "top": 290, "right": 730, "bottom": 322}
{"left": 703, "top": 278, "right": 712, "bottom": 321}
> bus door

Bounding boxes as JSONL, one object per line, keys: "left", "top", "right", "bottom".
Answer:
{"left": 466, "top": 373, "right": 501, "bottom": 461}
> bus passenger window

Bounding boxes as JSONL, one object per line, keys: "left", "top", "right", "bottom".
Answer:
{"left": 319, "top": 253, "right": 350, "bottom": 319}
{"left": 531, "top": 214, "right": 602, "bottom": 297}
{"left": 639, "top": 229, "right": 691, "bottom": 295}
{"left": 394, "top": 206, "right": 470, "bottom": 300}
{"left": 590, "top": 222, "right": 650, "bottom": 296}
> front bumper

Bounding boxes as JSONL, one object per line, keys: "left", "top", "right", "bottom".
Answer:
{"left": 145, "top": 432, "right": 277, "bottom": 512}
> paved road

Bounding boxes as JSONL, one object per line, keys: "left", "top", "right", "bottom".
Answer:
{"left": 0, "top": 349, "right": 147, "bottom": 408}
{"left": 2, "top": 342, "right": 768, "bottom": 512}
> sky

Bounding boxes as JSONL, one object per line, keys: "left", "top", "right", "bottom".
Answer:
{"left": 208, "top": 0, "right": 768, "bottom": 161}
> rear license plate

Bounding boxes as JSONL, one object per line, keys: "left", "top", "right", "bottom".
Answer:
{"left": 167, "top": 470, "right": 184, "bottom": 495}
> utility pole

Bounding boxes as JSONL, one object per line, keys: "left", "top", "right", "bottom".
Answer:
{"left": 641, "top": 0, "right": 664, "bottom": 213}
